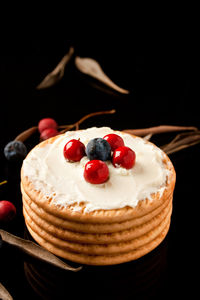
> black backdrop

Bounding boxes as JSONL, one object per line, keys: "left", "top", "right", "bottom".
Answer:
{"left": 0, "top": 37, "right": 198, "bottom": 299}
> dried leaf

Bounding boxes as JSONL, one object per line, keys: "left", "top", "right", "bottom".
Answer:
{"left": 0, "top": 230, "right": 82, "bottom": 272}
{"left": 36, "top": 47, "right": 74, "bottom": 89}
{"left": 0, "top": 282, "right": 13, "bottom": 300}
{"left": 75, "top": 56, "right": 129, "bottom": 94}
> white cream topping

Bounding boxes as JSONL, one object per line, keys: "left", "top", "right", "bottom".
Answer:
{"left": 22, "top": 127, "right": 171, "bottom": 212}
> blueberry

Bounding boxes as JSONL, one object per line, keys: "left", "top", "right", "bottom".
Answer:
{"left": 86, "top": 138, "right": 111, "bottom": 161}
{"left": 4, "top": 140, "right": 27, "bottom": 161}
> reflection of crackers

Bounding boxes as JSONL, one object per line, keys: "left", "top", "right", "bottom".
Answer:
{"left": 21, "top": 133, "right": 176, "bottom": 265}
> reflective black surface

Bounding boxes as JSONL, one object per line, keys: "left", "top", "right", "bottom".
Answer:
{"left": 0, "top": 38, "right": 198, "bottom": 299}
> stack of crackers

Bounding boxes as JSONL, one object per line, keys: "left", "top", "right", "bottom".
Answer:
{"left": 21, "top": 134, "right": 175, "bottom": 265}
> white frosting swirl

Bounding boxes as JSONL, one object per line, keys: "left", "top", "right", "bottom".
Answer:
{"left": 22, "top": 127, "right": 170, "bottom": 212}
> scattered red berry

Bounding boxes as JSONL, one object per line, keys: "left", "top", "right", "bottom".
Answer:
{"left": 0, "top": 201, "right": 16, "bottom": 222}
{"left": 84, "top": 160, "right": 109, "bottom": 184}
{"left": 112, "top": 146, "right": 136, "bottom": 169}
{"left": 63, "top": 139, "right": 86, "bottom": 162}
{"left": 38, "top": 118, "right": 58, "bottom": 133}
{"left": 40, "top": 128, "right": 59, "bottom": 140}
{"left": 103, "top": 134, "right": 125, "bottom": 151}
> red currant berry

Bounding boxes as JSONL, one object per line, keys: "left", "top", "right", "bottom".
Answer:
{"left": 103, "top": 134, "right": 125, "bottom": 151}
{"left": 63, "top": 139, "right": 85, "bottom": 162}
{"left": 0, "top": 201, "right": 16, "bottom": 222}
{"left": 84, "top": 160, "right": 109, "bottom": 184}
{"left": 40, "top": 128, "right": 59, "bottom": 140}
{"left": 112, "top": 146, "right": 136, "bottom": 169}
{"left": 38, "top": 118, "right": 58, "bottom": 133}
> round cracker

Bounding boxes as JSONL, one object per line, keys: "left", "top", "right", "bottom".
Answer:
{"left": 25, "top": 221, "right": 170, "bottom": 265}
{"left": 23, "top": 195, "right": 172, "bottom": 245}
{"left": 22, "top": 184, "right": 172, "bottom": 234}
{"left": 21, "top": 133, "right": 176, "bottom": 224}
{"left": 24, "top": 204, "right": 171, "bottom": 255}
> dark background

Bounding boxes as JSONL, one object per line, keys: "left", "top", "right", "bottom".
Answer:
{"left": 0, "top": 37, "right": 198, "bottom": 299}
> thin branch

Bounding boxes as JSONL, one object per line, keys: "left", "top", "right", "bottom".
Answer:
{"left": 161, "top": 131, "right": 200, "bottom": 154}
{"left": 15, "top": 126, "right": 38, "bottom": 142}
{"left": 123, "top": 125, "right": 198, "bottom": 136}
{"left": 60, "top": 109, "right": 116, "bottom": 133}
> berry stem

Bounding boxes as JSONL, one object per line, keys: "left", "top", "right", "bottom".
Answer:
{"left": 161, "top": 130, "right": 200, "bottom": 154}
{"left": 123, "top": 125, "right": 198, "bottom": 137}
{"left": 0, "top": 180, "right": 7, "bottom": 186}
{"left": 60, "top": 109, "right": 116, "bottom": 133}
{"left": 15, "top": 126, "right": 38, "bottom": 142}
{"left": 10, "top": 109, "right": 116, "bottom": 145}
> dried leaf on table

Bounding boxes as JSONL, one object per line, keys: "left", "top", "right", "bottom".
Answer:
{"left": 75, "top": 56, "right": 129, "bottom": 94}
{"left": 0, "top": 282, "right": 13, "bottom": 300}
{"left": 0, "top": 230, "right": 82, "bottom": 272}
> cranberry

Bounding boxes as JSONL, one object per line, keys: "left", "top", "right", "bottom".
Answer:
{"left": 103, "top": 134, "right": 124, "bottom": 151}
{"left": 40, "top": 128, "right": 59, "bottom": 140}
{"left": 84, "top": 160, "right": 109, "bottom": 184}
{"left": 63, "top": 139, "right": 85, "bottom": 162}
{"left": 112, "top": 146, "right": 136, "bottom": 169}
{"left": 38, "top": 118, "right": 58, "bottom": 133}
{"left": 0, "top": 201, "right": 16, "bottom": 222}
